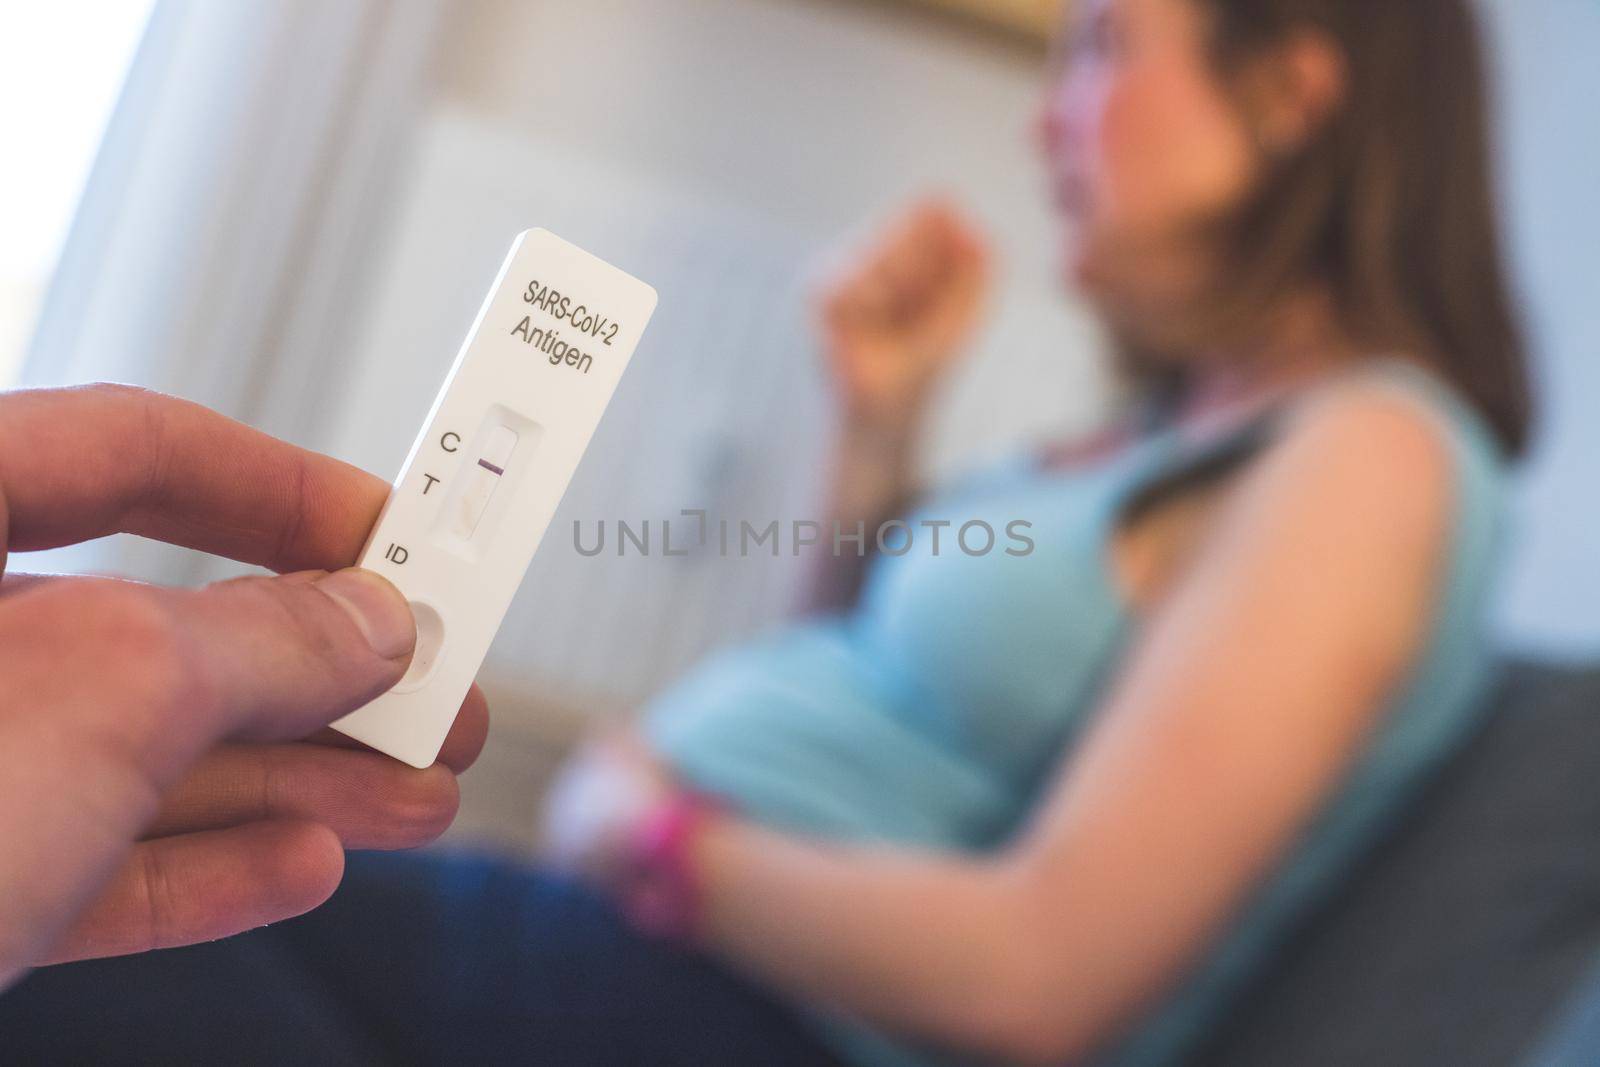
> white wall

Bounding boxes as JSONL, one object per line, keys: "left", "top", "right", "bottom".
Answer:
{"left": 425, "top": 0, "right": 1114, "bottom": 478}
{"left": 1482, "top": 0, "right": 1600, "bottom": 659}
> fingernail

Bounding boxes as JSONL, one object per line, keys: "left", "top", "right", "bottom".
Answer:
{"left": 315, "top": 568, "right": 416, "bottom": 660}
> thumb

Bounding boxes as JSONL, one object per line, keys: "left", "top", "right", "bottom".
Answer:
{"left": 177, "top": 567, "right": 415, "bottom": 741}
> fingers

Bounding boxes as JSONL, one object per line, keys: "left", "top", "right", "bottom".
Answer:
{"left": 0, "top": 384, "right": 388, "bottom": 572}
{"left": 306, "top": 682, "right": 490, "bottom": 774}
{"left": 0, "top": 571, "right": 54, "bottom": 597}
{"left": 0, "top": 571, "right": 143, "bottom": 599}
{"left": 0, "top": 568, "right": 401, "bottom": 977}
{"left": 822, "top": 197, "right": 989, "bottom": 335}
{"left": 894, "top": 200, "right": 989, "bottom": 316}
{"left": 540, "top": 733, "right": 674, "bottom": 883}
{"left": 5, "top": 572, "right": 488, "bottom": 774}
{"left": 148, "top": 743, "right": 459, "bottom": 849}
{"left": 0, "top": 568, "right": 414, "bottom": 781}
{"left": 879, "top": 201, "right": 964, "bottom": 303}
{"left": 38, "top": 821, "right": 344, "bottom": 965}
{"left": 176, "top": 568, "right": 417, "bottom": 743}
{"left": 438, "top": 683, "right": 491, "bottom": 772}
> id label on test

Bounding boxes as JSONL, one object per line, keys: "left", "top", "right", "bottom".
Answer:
{"left": 333, "top": 229, "right": 657, "bottom": 767}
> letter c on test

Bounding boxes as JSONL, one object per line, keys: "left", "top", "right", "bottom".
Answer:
{"left": 440, "top": 432, "right": 461, "bottom": 453}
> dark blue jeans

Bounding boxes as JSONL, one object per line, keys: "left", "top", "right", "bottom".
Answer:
{"left": 0, "top": 851, "right": 842, "bottom": 1066}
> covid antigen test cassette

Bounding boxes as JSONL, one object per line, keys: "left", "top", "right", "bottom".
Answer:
{"left": 333, "top": 229, "right": 657, "bottom": 767}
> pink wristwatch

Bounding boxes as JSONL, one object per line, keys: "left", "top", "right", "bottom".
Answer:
{"left": 621, "top": 790, "right": 724, "bottom": 941}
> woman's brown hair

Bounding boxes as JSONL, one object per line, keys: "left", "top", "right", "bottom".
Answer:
{"left": 1132, "top": 0, "right": 1533, "bottom": 456}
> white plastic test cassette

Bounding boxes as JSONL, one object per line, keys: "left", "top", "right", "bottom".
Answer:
{"left": 333, "top": 229, "right": 657, "bottom": 767}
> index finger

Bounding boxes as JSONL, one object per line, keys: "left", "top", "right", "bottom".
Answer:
{"left": 0, "top": 384, "right": 387, "bottom": 572}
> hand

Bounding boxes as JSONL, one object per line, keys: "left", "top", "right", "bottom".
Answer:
{"left": 818, "top": 197, "right": 991, "bottom": 431}
{"left": 0, "top": 384, "right": 488, "bottom": 985}
{"left": 541, "top": 730, "right": 677, "bottom": 888}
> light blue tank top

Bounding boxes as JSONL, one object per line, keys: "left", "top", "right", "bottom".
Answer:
{"left": 645, "top": 359, "right": 1510, "bottom": 1066}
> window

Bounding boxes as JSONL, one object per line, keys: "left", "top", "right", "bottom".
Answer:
{"left": 0, "top": 1, "right": 153, "bottom": 384}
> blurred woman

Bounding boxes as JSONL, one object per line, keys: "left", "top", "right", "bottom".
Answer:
{"left": 549, "top": 0, "right": 1530, "bottom": 1063}
{"left": 0, "top": 0, "right": 1530, "bottom": 1064}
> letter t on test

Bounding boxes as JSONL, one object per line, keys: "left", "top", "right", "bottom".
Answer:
{"left": 333, "top": 229, "right": 658, "bottom": 767}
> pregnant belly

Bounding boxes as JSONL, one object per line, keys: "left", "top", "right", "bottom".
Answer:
{"left": 644, "top": 620, "right": 1015, "bottom": 850}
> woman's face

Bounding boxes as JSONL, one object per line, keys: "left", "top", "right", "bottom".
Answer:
{"left": 1038, "top": 0, "right": 1259, "bottom": 306}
